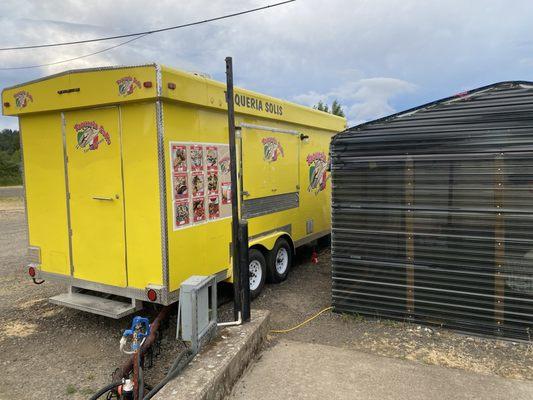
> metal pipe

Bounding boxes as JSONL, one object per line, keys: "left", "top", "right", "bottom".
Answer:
{"left": 217, "top": 311, "right": 242, "bottom": 327}
{"left": 238, "top": 221, "right": 250, "bottom": 322}
{"left": 114, "top": 305, "right": 173, "bottom": 381}
{"left": 133, "top": 352, "right": 140, "bottom": 400}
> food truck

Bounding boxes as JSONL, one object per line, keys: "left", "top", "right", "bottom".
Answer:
{"left": 2, "top": 64, "right": 345, "bottom": 318}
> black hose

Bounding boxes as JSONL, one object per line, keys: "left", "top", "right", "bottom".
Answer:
{"left": 166, "top": 347, "right": 190, "bottom": 374}
{"left": 142, "top": 350, "right": 195, "bottom": 400}
{"left": 88, "top": 381, "right": 121, "bottom": 400}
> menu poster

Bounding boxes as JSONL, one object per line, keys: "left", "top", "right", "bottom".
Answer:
{"left": 174, "top": 174, "right": 188, "bottom": 199}
{"left": 219, "top": 156, "right": 230, "bottom": 175}
{"left": 208, "top": 196, "right": 220, "bottom": 219}
{"left": 221, "top": 182, "right": 231, "bottom": 205}
{"left": 170, "top": 141, "right": 232, "bottom": 230}
{"left": 207, "top": 171, "right": 219, "bottom": 195}
{"left": 172, "top": 145, "right": 187, "bottom": 173}
{"left": 206, "top": 146, "right": 218, "bottom": 171}
{"left": 190, "top": 145, "right": 203, "bottom": 171}
{"left": 217, "top": 146, "right": 232, "bottom": 220}
{"left": 191, "top": 172, "right": 205, "bottom": 197}
{"left": 175, "top": 200, "right": 190, "bottom": 226}
{"left": 192, "top": 198, "right": 206, "bottom": 222}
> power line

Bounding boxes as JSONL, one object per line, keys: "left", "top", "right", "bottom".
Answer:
{"left": 0, "top": 0, "right": 295, "bottom": 51}
{"left": 0, "top": 34, "right": 149, "bottom": 70}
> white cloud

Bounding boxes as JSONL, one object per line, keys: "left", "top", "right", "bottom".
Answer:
{"left": 2, "top": 0, "right": 533, "bottom": 129}
{"left": 294, "top": 77, "right": 417, "bottom": 126}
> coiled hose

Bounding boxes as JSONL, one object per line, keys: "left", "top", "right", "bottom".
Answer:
{"left": 88, "top": 381, "right": 122, "bottom": 400}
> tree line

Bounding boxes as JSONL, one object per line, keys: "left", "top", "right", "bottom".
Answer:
{"left": 314, "top": 99, "right": 345, "bottom": 117}
{"left": 0, "top": 129, "right": 21, "bottom": 186}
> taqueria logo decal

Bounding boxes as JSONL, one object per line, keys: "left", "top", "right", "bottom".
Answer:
{"left": 13, "top": 90, "right": 33, "bottom": 108}
{"left": 74, "top": 121, "right": 111, "bottom": 152}
{"left": 262, "top": 137, "right": 284, "bottom": 162}
{"left": 306, "top": 152, "right": 329, "bottom": 194}
{"left": 116, "top": 76, "right": 141, "bottom": 96}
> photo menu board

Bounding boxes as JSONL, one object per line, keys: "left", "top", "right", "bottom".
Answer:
{"left": 170, "top": 141, "right": 232, "bottom": 231}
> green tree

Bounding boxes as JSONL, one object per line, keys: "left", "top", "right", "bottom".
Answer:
{"left": 0, "top": 129, "right": 22, "bottom": 186}
{"left": 314, "top": 99, "right": 345, "bottom": 117}
{"left": 331, "top": 100, "right": 345, "bottom": 117}
{"left": 314, "top": 100, "right": 328, "bottom": 112}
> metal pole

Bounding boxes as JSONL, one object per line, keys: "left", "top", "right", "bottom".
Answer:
{"left": 239, "top": 220, "right": 251, "bottom": 321}
{"left": 226, "top": 57, "right": 242, "bottom": 321}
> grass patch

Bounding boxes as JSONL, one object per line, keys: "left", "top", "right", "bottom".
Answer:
{"left": 341, "top": 312, "right": 365, "bottom": 323}
{"left": 66, "top": 384, "right": 77, "bottom": 395}
{"left": 80, "top": 387, "right": 95, "bottom": 396}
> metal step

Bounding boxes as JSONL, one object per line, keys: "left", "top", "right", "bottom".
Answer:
{"left": 50, "top": 291, "right": 137, "bottom": 319}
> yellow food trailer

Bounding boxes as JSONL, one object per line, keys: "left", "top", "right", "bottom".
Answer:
{"left": 1, "top": 64, "right": 345, "bottom": 318}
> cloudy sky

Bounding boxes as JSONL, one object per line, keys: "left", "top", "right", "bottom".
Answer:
{"left": 2, "top": 0, "right": 533, "bottom": 129}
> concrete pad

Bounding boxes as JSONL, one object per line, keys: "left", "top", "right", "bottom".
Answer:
{"left": 155, "top": 309, "right": 270, "bottom": 400}
{"left": 230, "top": 339, "right": 533, "bottom": 400}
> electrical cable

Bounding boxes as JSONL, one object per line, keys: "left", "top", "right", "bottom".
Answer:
{"left": 88, "top": 381, "right": 122, "bottom": 400}
{"left": 0, "top": 33, "right": 148, "bottom": 70}
{"left": 270, "top": 306, "right": 333, "bottom": 334}
{"left": 142, "top": 350, "right": 195, "bottom": 400}
{"left": 0, "top": 1, "right": 296, "bottom": 51}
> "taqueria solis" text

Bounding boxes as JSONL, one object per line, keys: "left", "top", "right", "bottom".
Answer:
{"left": 233, "top": 93, "right": 283, "bottom": 116}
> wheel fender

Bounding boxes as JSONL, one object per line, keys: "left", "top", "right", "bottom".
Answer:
{"left": 249, "top": 231, "right": 294, "bottom": 253}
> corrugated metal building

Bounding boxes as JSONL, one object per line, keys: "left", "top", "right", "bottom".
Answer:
{"left": 331, "top": 82, "right": 533, "bottom": 340}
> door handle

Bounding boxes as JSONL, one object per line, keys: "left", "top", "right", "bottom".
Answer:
{"left": 92, "top": 196, "right": 114, "bottom": 201}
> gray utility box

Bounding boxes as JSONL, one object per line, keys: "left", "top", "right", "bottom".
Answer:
{"left": 178, "top": 275, "right": 217, "bottom": 353}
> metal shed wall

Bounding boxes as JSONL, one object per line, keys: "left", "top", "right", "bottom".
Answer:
{"left": 331, "top": 82, "right": 533, "bottom": 340}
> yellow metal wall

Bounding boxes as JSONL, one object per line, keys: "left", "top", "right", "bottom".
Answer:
{"left": 240, "top": 119, "right": 334, "bottom": 247}
{"left": 164, "top": 101, "right": 337, "bottom": 291}
{"left": 20, "top": 113, "right": 70, "bottom": 275}
{"left": 163, "top": 102, "right": 233, "bottom": 291}
{"left": 2, "top": 66, "right": 157, "bottom": 117}
{"left": 120, "top": 102, "right": 163, "bottom": 288}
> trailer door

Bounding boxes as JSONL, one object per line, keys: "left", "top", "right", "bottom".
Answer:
{"left": 64, "top": 107, "right": 127, "bottom": 287}
{"left": 241, "top": 124, "right": 300, "bottom": 206}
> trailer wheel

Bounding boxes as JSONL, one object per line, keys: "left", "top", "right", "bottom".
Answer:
{"left": 267, "top": 238, "right": 292, "bottom": 283}
{"left": 248, "top": 248, "right": 266, "bottom": 299}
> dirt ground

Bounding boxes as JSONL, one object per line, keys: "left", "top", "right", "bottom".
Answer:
{"left": 0, "top": 197, "right": 531, "bottom": 399}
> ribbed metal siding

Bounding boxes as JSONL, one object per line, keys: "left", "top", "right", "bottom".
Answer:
{"left": 331, "top": 82, "right": 533, "bottom": 340}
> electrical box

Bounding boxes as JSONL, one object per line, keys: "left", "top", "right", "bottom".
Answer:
{"left": 178, "top": 275, "right": 217, "bottom": 352}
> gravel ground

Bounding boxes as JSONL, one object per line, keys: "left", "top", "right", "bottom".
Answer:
{"left": 1, "top": 197, "right": 531, "bottom": 400}
{"left": 0, "top": 199, "right": 184, "bottom": 400}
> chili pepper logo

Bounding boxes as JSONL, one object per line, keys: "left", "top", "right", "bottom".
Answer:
{"left": 13, "top": 91, "right": 33, "bottom": 108}
{"left": 74, "top": 121, "right": 111, "bottom": 152}
{"left": 262, "top": 137, "right": 284, "bottom": 162}
{"left": 307, "top": 152, "right": 329, "bottom": 194}
{"left": 116, "top": 76, "right": 141, "bottom": 96}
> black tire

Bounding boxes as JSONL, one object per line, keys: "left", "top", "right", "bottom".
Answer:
{"left": 267, "top": 238, "right": 293, "bottom": 283}
{"left": 248, "top": 248, "right": 266, "bottom": 299}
